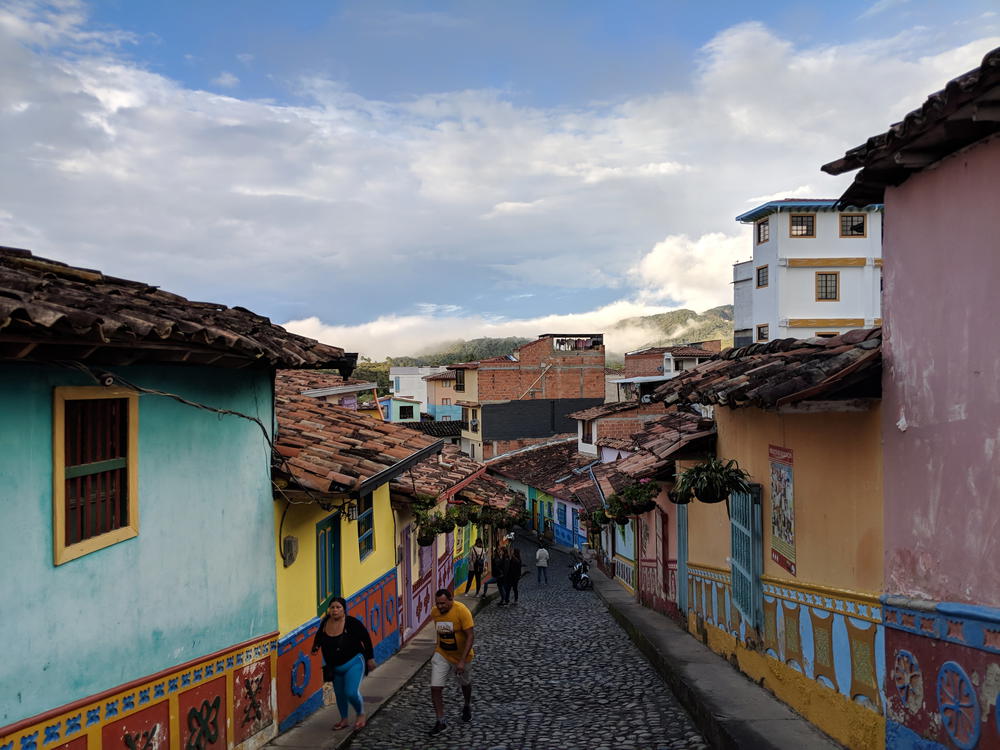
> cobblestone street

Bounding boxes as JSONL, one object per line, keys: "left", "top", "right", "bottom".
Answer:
{"left": 348, "top": 542, "right": 709, "bottom": 750}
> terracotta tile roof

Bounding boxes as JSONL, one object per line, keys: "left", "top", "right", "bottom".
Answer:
{"left": 567, "top": 400, "right": 669, "bottom": 421}
{"left": 595, "top": 436, "right": 637, "bottom": 451}
{"left": 0, "top": 247, "right": 356, "bottom": 371}
{"left": 823, "top": 46, "right": 1000, "bottom": 206}
{"left": 277, "top": 369, "right": 374, "bottom": 392}
{"left": 616, "top": 412, "right": 717, "bottom": 479}
{"left": 402, "top": 420, "right": 466, "bottom": 438}
{"left": 628, "top": 345, "right": 715, "bottom": 357}
{"left": 424, "top": 371, "right": 457, "bottom": 381}
{"left": 652, "top": 328, "right": 882, "bottom": 409}
{"left": 275, "top": 387, "right": 441, "bottom": 494}
{"left": 487, "top": 440, "right": 592, "bottom": 496}
{"left": 391, "top": 444, "right": 521, "bottom": 509}
{"left": 559, "top": 463, "right": 633, "bottom": 513}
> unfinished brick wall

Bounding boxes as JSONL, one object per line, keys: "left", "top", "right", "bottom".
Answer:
{"left": 594, "top": 409, "right": 668, "bottom": 443}
{"left": 485, "top": 436, "right": 573, "bottom": 460}
{"left": 624, "top": 352, "right": 663, "bottom": 378}
{"left": 476, "top": 335, "right": 606, "bottom": 402}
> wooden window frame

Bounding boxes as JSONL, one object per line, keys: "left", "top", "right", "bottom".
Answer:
{"left": 838, "top": 213, "right": 867, "bottom": 238}
{"left": 756, "top": 324, "right": 769, "bottom": 342}
{"left": 815, "top": 271, "right": 840, "bottom": 301}
{"left": 53, "top": 386, "right": 139, "bottom": 566}
{"left": 441, "top": 397, "right": 451, "bottom": 406}
{"left": 755, "top": 265, "right": 769, "bottom": 288}
{"left": 357, "top": 491, "right": 374, "bottom": 560}
{"left": 756, "top": 219, "right": 770, "bottom": 244}
{"left": 454, "top": 370, "right": 465, "bottom": 392}
{"left": 788, "top": 213, "right": 816, "bottom": 238}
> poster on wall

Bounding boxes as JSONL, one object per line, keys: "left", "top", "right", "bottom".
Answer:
{"left": 769, "top": 445, "right": 796, "bottom": 576}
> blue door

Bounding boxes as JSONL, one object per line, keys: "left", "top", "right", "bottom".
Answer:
{"left": 571, "top": 508, "right": 580, "bottom": 548}
{"left": 316, "top": 513, "right": 341, "bottom": 616}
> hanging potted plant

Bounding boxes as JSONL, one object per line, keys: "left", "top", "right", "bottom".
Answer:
{"left": 416, "top": 527, "right": 436, "bottom": 546}
{"left": 674, "top": 458, "right": 752, "bottom": 504}
{"left": 616, "top": 478, "right": 660, "bottom": 514}
{"left": 604, "top": 493, "right": 631, "bottom": 525}
{"left": 589, "top": 508, "right": 609, "bottom": 528}
{"left": 450, "top": 505, "right": 470, "bottom": 528}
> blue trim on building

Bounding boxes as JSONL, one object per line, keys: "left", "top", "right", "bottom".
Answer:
{"left": 279, "top": 689, "right": 325, "bottom": 733}
{"left": 886, "top": 720, "right": 948, "bottom": 750}
{"left": 278, "top": 616, "right": 322, "bottom": 656}
{"left": 883, "top": 596, "right": 1000, "bottom": 654}
{"left": 373, "top": 630, "right": 400, "bottom": 664}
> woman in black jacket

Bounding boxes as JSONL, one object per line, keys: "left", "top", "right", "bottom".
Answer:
{"left": 311, "top": 597, "right": 376, "bottom": 730}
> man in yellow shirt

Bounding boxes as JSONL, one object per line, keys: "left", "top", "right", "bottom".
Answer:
{"left": 429, "top": 588, "right": 475, "bottom": 735}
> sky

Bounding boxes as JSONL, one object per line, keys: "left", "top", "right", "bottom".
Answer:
{"left": 2, "top": 0, "right": 998, "bottom": 358}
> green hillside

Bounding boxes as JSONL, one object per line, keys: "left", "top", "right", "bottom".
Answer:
{"left": 613, "top": 305, "right": 734, "bottom": 349}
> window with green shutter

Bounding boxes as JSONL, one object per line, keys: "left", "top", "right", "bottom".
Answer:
{"left": 729, "top": 486, "right": 763, "bottom": 630}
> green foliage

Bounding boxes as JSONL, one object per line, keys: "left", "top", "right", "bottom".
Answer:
{"left": 350, "top": 357, "right": 391, "bottom": 396}
{"left": 611, "top": 305, "right": 734, "bottom": 352}
{"left": 674, "top": 458, "right": 752, "bottom": 504}
{"left": 607, "top": 479, "right": 660, "bottom": 515}
{"left": 389, "top": 337, "right": 532, "bottom": 366}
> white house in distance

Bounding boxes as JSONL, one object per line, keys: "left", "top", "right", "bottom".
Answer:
{"left": 732, "top": 199, "right": 883, "bottom": 346}
{"left": 389, "top": 365, "right": 448, "bottom": 413}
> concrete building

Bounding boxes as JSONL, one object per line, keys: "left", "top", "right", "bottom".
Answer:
{"left": 388, "top": 365, "right": 448, "bottom": 413}
{"left": 732, "top": 199, "right": 883, "bottom": 346}
{"left": 449, "top": 334, "right": 606, "bottom": 460}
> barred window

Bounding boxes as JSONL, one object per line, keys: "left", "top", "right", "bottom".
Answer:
{"left": 54, "top": 387, "right": 139, "bottom": 565}
{"left": 790, "top": 214, "right": 815, "bottom": 237}
{"left": 816, "top": 272, "right": 839, "bottom": 301}
{"left": 756, "top": 219, "right": 769, "bottom": 244}
{"left": 839, "top": 214, "right": 866, "bottom": 237}
{"left": 399, "top": 405, "right": 414, "bottom": 419}
{"left": 756, "top": 265, "right": 769, "bottom": 287}
{"left": 756, "top": 324, "right": 769, "bottom": 342}
{"left": 358, "top": 492, "right": 374, "bottom": 559}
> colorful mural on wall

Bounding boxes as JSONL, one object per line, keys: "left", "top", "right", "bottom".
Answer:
{"left": 0, "top": 635, "right": 276, "bottom": 750}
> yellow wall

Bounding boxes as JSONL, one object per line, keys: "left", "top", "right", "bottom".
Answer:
{"left": 274, "top": 500, "right": 326, "bottom": 636}
{"left": 274, "top": 483, "right": 397, "bottom": 635}
{"left": 341, "top": 483, "right": 396, "bottom": 597}
{"left": 686, "top": 405, "right": 883, "bottom": 596}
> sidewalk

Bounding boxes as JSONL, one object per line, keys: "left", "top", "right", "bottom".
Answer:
{"left": 267, "top": 590, "right": 493, "bottom": 750}
{"left": 552, "top": 539, "right": 842, "bottom": 750}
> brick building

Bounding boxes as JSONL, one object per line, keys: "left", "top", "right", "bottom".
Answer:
{"left": 449, "top": 334, "right": 606, "bottom": 459}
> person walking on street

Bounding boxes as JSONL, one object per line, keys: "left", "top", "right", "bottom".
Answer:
{"left": 481, "top": 546, "right": 506, "bottom": 599}
{"left": 496, "top": 547, "right": 513, "bottom": 605}
{"left": 535, "top": 544, "right": 550, "bottom": 583}
{"left": 464, "top": 538, "right": 486, "bottom": 596}
{"left": 310, "top": 597, "right": 377, "bottom": 730}
{"left": 502, "top": 548, "right": 523, "bottom": 605}
{"left": 429, "top": 589, "right": 475, "bottom": 736}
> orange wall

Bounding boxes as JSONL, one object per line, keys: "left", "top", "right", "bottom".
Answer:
{"left": 686, "top": 405, "right": 883, "bottom": 593}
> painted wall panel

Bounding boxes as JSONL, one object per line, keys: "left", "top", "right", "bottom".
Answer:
{"left": 0, "top": 365, "right": 276, "bottom": 727}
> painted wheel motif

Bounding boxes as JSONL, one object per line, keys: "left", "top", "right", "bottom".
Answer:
{"left": 892, "top": 650, "right": 922, "bottom": 712}
{"left": 937, "top": 661, "right": 980, "bottom": 750}
{"left": 370, "top": 604, "right": 381, "bottom": 634}
{"left": 290, "top": 651, "right": 311, "bottom": 697}
{"left": 385, "top": 596, "right": 395, "bottom": 624}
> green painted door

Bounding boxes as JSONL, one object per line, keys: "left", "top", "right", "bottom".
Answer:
{"left": 316, "top": 513, "right": 341, "bottom": 616}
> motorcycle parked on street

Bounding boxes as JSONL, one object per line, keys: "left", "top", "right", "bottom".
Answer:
{"left": 569, "top": 560, "right": 592, "bottom": 590}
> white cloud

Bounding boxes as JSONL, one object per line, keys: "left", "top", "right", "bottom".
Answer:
{"left": 212, "top": 71, "right": 239, "bottom": 88}
{"left": 236, "top": 53, "right": 254, "bottom": 66}
{"left": 0, "top": 2, "right": 997, "bottom": 360}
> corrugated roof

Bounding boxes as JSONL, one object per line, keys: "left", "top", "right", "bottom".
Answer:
{"left": 823, "top": 46, "right": 1000, "bottom": 206}
{"left": 0, "top": 246, "right": 355, "bottom": 371}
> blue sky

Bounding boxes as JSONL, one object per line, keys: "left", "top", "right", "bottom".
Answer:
{"left": 1, "top": 1, "right": 998, "bottom": 356}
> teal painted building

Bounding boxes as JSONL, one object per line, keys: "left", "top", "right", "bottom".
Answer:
{"left": 377, "top": 395, "right": 422, "bottom": 423}
{"left": 0, "top": 248, "right": 356, "bottom": 750}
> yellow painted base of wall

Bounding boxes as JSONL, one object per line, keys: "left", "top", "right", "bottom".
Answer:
{"left": 690, "top": 615, "right": 884, "bottom": 750}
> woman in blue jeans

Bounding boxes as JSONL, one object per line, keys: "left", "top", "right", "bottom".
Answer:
{"left": 311, "top": 597, "right": 376, "bottom": 730}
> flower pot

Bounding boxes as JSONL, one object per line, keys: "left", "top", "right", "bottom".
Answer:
{"left": 417, "top": 533, "right": 435, "bottom": 547}
{"left": 667, "top": 489, "right": 691, "bottom": 505}
{"left": 696, "top": 487, "right": 726, "bottom": 504}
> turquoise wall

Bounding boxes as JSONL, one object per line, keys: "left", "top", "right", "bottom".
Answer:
{"left": 0, "top": 364, "right": 278, "bottom": 726}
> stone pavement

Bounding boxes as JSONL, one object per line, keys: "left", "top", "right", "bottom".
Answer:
{"left": 342, "top": 538, "right": 708, "bottom": 750}
{"left": 268, "top": 536, "right": 842, "bottom": 750}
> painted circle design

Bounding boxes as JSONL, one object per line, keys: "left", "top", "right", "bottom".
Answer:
{"left": 385, "top": 596, "right": 395, "bottom": 624}
{"left": 892, "top": 650, "right": 922, "bottom": 713}
{"left": 936, "top": 661, "right": 980, "bottom": 750}
{"left": 370, "top": 604, "right": 381, "bottom": 634}
{"left": 290, "top": 651, "right": 311, "bottom": 697}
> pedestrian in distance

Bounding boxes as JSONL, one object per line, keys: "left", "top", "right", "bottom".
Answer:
{"left": 496, "top": 547, "right": 513, "bottom": 605}
{"left": 482, "top": 546, "right": 507, "bottom": 600}
{"left": 464, "top": 538, "right": 486, "bottom": 596}
{"left": 310, "top": 597, "right": 377, "bottom": 731}
{"left": 429, "top": 588, "right": 475, "bottom": 736}
{"left": 535, "top": 544, "right": 550, "bottom": 584}
{"left": 503, "top": 548, "right": 524, "bottom": 604}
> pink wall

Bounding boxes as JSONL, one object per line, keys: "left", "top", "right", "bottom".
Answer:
{"left": 882, "top": 135, "right": 1000, "bottom": 605}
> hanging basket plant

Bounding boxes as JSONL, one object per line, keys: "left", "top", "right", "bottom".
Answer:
{"left": 674, "top": 458, "right": 752, "bottom": 504}
{"left": 589, "top": 509, "right": 609, "bottom": 528}
{"left": 450, "top": 505, "right": 470, "bottom": 528}
{"left": 416, "top": 530, "right": 436, "bottom": 546}
{"left": 667, "top": 487, "right": 692, "bottom": 505}
{"left": 616, "top": 478, "right": 660, "bottom": 514}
